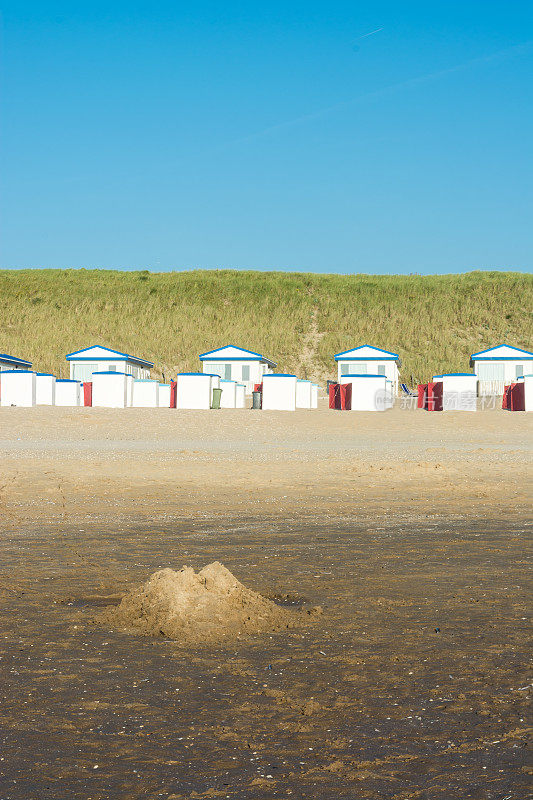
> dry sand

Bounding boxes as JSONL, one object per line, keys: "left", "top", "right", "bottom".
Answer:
{"left": 0, "top": 402, "right": 531, "bottom": 799}
{"left": 0, "top": 401, "right": 531, "bottom": 525}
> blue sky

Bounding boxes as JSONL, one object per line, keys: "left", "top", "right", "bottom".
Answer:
{"left": 1, "top": 1, "right": 532, "bottom": 274}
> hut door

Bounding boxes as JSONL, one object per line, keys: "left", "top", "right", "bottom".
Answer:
{"left": 477, "top": 362, "right": 505, "bottom": 395}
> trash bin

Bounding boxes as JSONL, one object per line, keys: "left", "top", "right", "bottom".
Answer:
{"left": 211, "top": 387, "right": 222, "bottom": 409}
{"left": 252, "top": 391, "right": 262, "bottom": 409}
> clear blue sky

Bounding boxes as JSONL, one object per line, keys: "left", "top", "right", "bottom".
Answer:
{"left": 1, "top": 1, "right": 532, "bottom": 274}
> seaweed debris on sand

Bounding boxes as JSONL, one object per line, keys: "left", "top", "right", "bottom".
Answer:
{"left": 97, "top": 561, "right": 321, "bottom": 644}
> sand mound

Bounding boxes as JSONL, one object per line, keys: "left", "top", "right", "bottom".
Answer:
{"left": 97, "top": 562, "right": 309, "bottom": 643}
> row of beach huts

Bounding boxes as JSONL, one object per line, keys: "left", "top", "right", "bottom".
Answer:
{"left": 0, "top": 342, "right": 532, "bottom": 411}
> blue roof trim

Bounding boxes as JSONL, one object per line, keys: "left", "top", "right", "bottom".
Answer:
{"left": 263, "top": 373, "right": 296, "bottom": 378}
{"left": 65, "top": 345, "right": 153, "bottom": 368}
{"left": 57, "top": 379, "right": 80, "bottom": 383}
{"left": 177, "top": 372, "right": 210, "bottom": 377}
{"left": 471, "top": 343, "right": 533, "bottom": 359}
{"left": 0, "top": 353, "right": 32, "bottom": 367}
{"left": 36, "top": 373, "right": 54, "bottom": 377}
{"left": 297, "top": 379, "right": 311, "bottom": 383}
{"left": 441, "top": 373, "right": 477, "bottom": 377}
{"left": 133, "top": 378, "right": 158, "bottom": 383}
{"left": 91, "top": 371, "right": 128, "bottom": 376}
{"left": 473, "top": 356, "right": 533, "bottom": 361}
{"left": 334, "top": 344, "right": 399, "bottom": 360}
{"left": 0, "top": 369, "right": 34, "bottom": 374}
{"left": 199, "top": 344, "right": 277, "bottom": 367}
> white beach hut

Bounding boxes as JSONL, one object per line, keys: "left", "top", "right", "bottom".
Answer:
{"left": 235, "top": 383, "right": 246, "bottom": 409}
{"left": 159, "top": 383, "right": 171, "bottom": 408}
{"left": 262, "top": 374, "right": 297, "bottom": 411}
{"left": 470, "top": 344, "right": 533, "bottom": 396}
{"left": 311, "top": 383, "right": 319, "bottom": 409}
{"left": 175, "top": 373, "right": 213, "bottom": 410}
{"left": 523, "top": 375, "right": 533, "bottom": 412}
{"left": 340, "top": 374, "right": 388, "bottom": 411}
{"left": 296, "top": 379, "right": 313, "bottom": 409}
{"left": 35, "top": 373, "right": 56, "bottom": 405}
{"left": 132, "top": 379, "right": 160, "bottom": 408}
{"left": 199, "top": 346, "right": 276, "bottom": 395}
{"left": 0, "top": 353, "right": 32, "bottom": 371}
{"left": 209, "top": 374, "right": 221, "bottom": 393}
{"left": 220, "top": 379, "right": 238, "bottom": 409}
{"left": 334, "top": 345, "right": 400, "bottom": 395}
{"left": 55, "top": 379, "right": 82, "bottom": 407}
{"left": 441, "top": 374, "right": 477, "bottom": 411}
{"left": 66, "top": 345, "right": 153, "bottom": 383}
{"left": 92, "top": 372, "right": 129, "bottom": 408}
{"left": 125, "top": 374, "right": 134, "bottom": 407}
{"left": 0, "top": 370, "right": 36, "bottom": 407}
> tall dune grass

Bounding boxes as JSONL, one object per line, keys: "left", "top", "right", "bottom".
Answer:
{"left": 1, "top": 269, "right": 531, "bottom": 385}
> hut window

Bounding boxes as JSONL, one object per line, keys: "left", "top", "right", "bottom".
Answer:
{"left": 377, "top": 364, "right": 386, "bottom": 375}
{"left": 224, "top": 364, "right": 232, "bottom": 380}
{"left": 242, "top": 365, "right": 250, "bottom": 381}
{"left": 108, "top": 365, "right": 117, "bottom": 372}
{"left": 516, "top": 365, "right": 523, "bottom": 379}
{"left": 343, "top": 362, "right": 366, "bottom": 374}
{"left": 73, "top": 363, "right": 97, "bottom": 381}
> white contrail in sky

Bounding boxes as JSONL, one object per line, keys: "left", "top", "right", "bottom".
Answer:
{"left": 222, "top": 39, "right": 532, "bottom": 149}
{"left": 354, "top": 27, "right": 384, "bottom": 41}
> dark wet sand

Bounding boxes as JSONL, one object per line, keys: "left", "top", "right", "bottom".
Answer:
{"left": 0, "top": 512, "right": 531, "bottom": 800}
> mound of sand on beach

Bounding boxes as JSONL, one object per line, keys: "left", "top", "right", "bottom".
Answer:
{"left": 98, "top": 562, "right": 317, "bottom": 643}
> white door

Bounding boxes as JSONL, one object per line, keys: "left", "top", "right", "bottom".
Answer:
{"left": 477, "top": 362, "right": 505, "bottom": 395}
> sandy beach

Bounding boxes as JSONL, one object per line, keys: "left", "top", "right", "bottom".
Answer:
{"left": 1, "top": 402, "right": 531, "bottom": 524}
{"left": 0, "top": 403, "right": 531, "bottom": 799}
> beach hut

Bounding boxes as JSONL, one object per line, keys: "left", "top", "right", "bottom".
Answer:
{"left": 35, "top": 373, "right": 56, "bottom": 405}
{"left": 470, "top": 344, "right": 533, "bottom": 396}
{"left": 334, "top": 345, "right": 400, "bottom": 395}
{"left": 261, "top": 374, "right": 297, "bottom": 411}
{"left": 159, "top": 384, "right": 171, "bottom": 408}
{"left": 0, "top": 353, "right": 32, "bottom": 371}
{"left": 125, "top": 374, "right": 134, "bottom": 407}
{"left": 66, "top": 345, "right": 153, "bottom": 383}
{"left": 385, "top": 379, "right": 394, "bottom": 409}
{"left": 175, "top": 373, "right": 213, "bottom": 410}
{"left": 524, "top": 375, "right": 533, "bottom": 412}
{"left": 340, "top": 374, "right": 388, "bottom": 411}
{"left": 199, "top": 346, "right": 277, "bottom": 395}
{"left": 220, "top": 379, "right": 238, "bottom": 409}
{"left": 132, "top": 379, "right": 160, "bottom": 408}
{"left": 441, "top": 374, "right": 477, "bottom": 411}
{"left": 311, "top": 384, "right": 319, "bottom": 409}
{"left": 235, "top": 383, "right": 246, "bottom": 409}
{"left": 0, "top": 370, "right": 36, "bottom": 407}
{"left": 55, "top": 379, "right": 82, "bottom": 407}
{"left": 92, "top": 372, "right": 129, "bottom": 408}
{"left": 296, "top": 379, "right": 313, "bottom": 409}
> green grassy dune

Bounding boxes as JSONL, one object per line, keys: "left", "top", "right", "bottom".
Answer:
{"left": 1, "top": 269, "right": 531, "bottom": 386}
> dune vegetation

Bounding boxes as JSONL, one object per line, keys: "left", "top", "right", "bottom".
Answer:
{"left": 1, "top": 269, "right": 531, "bottom": 386}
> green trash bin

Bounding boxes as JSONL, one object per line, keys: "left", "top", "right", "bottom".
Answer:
{"left": 211, "top": 387, "right": 222, "bottom": 409}
{"left": 252, "top": 391, "right": 262, "bottom": 410}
